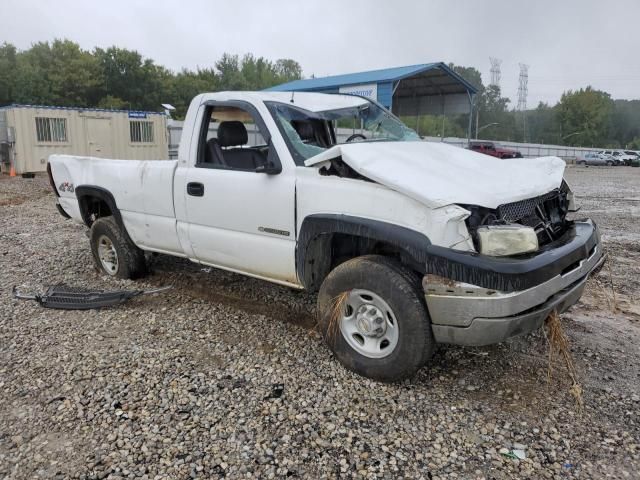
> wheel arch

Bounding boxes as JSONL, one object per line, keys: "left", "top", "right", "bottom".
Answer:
{"left": 75, "top": 185, "right": 123, "bottom": 228}
{"left": 296, "top": 214, "right": 431, "bottom": 291}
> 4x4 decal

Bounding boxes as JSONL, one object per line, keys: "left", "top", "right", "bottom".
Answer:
{"left": 58, "top": 181, "right": 75, "bottom": 193}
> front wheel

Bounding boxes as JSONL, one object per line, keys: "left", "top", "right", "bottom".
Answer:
{"left": 90, "top": 216, "right": 147, "bottom": 279}
{"left": 317, "top": 255, "right": 434, "bottom": 382}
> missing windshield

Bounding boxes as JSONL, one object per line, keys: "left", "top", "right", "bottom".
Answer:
{"left": 265, "top": 99, "right": 420, "bottom": 165}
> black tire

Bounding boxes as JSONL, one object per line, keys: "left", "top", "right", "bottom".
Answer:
{"left": 606, "top": 161, "right": 613, "bottom": 166}
{"left": 317, "top": 255, "right": 434, "bottom": 382}
{"left": 89, "top": 216, "right": 146, "bottom": 279}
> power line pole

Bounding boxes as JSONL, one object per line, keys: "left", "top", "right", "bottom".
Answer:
{"left": 489, "top": 57, "right": 502, "bottom": 88}
{"left": 517, "top": 63, "right": 529, "bottom": 142}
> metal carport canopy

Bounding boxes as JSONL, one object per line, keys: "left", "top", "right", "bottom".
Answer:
{"left": 265, "top": 62, "right": 477, "bottom": 138}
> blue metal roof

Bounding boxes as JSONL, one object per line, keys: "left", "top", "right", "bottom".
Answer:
{"left": 266, "top": 62, "right": 477, "bottom": 94}
{"left": 0, "top": 104, "right": 165, "bottom": 115}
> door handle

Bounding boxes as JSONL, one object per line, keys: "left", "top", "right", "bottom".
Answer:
{"left": 187, "top": 182, "right": 204, "bottom": 197}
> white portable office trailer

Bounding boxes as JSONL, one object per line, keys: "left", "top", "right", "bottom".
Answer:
{"left": 0, "top": 104, "right": 168, "bottom": 175}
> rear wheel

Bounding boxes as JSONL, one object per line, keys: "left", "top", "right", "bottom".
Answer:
{"left": 317, "top": 255, "right": 434, "bottom": 382}
{"left": 606, "top": 161, "right": 613, "bottom": 166}
{"left": 90, "top": 216, "right": 146, "bottom": 279}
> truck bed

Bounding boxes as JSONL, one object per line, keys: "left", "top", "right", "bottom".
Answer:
{"left": 49, "top": 155, "right": 181, "bottom": 253}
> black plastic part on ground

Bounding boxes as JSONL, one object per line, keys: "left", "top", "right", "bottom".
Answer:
{"left": 12, "top": 284, "right": 169, "bottom": 310}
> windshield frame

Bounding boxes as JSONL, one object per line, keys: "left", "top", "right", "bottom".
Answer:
{"left": 264, "top": 96, "right": 419, "bottom": 166}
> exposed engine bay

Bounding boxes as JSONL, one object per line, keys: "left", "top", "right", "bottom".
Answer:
{"left": 463, "top": 181, "right": 572, "bottom": 250}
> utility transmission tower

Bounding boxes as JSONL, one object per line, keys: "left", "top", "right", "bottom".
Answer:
{"left": 517, "top": 63, "right": 529, "bottom": 141}
{"left": 517, "top": 64, "right": 529, "bottom": 110}
{"left": 475, "top": 57, "right": 503, "bottom": 139}
{"left": 489, "top": 57, "right": 502, "bottom": 88}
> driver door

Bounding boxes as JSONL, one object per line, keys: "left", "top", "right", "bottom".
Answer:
{"left": 182, "top": 101, "right": 298, "bottom": 285}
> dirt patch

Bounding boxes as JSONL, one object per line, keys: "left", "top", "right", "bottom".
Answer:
{"left": 163, "top": 274, "right": 316, "bottom": 329}
{"left": 0, "top": 193, "right": 28, "bottom": 206}
{"left": 147, "top": 258, "right": 317, "bottom": 329}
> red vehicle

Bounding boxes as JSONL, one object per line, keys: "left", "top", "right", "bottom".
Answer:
{"left": 469, "top": 141, "right": 523, "bottom": 159}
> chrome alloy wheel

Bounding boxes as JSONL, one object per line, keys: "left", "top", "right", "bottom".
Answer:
{"left": 97, "top": 235, "right": 118, "bottom": 275}
{"left": 340, "top": 289, "right": 399, "bottom": 358}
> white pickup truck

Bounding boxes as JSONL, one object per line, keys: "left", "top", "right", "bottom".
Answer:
{"left": 48, "top": 91, "right": 604, "bottom": 381}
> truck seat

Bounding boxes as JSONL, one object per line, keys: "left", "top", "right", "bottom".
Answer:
{"left": 205, "top": 138, "right": 226, "bottom": 167}
{"left": 212, "top": 121, "right": 265, "bottom": 170}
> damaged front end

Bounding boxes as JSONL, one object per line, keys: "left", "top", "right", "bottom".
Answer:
{"left": 462, "top": 181, "right": 575, "bottom": 255}
{"left": 421, "top": 218, "right": 605, "bottom": 346}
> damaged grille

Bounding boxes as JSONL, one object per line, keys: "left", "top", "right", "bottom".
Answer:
{"left": 464, "top": 188, "right": 570, "bottom": 250}
{"left": 497, "top": 191, "right": 560, "bottom": 223}
{"left": 498, "top": 189, "right": 569, "bottom": 245}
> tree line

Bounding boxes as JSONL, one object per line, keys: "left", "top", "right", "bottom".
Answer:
{"left": 0, "top": 40, "right": 302, "bottom": 118}
{"left": 434, "top": 64, "right": 640, "bottom": 149}
{"left": 0, "top": 40, "right": 638, "bottom": 148}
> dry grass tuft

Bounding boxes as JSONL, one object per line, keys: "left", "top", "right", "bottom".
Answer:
{"left": 326, "top": 291, "right": 350, "bottom": 345}
{"left": 591, "top": 255, "right": 618, "bottom": 313}
{"left": 606, "top": 257, "right": 619, "bottom": 312}
{"left": 593, "top": 277, "right": 614, "bottom": 311}
{"left": 545, "top": 310, "right": 584, "bottom": 411}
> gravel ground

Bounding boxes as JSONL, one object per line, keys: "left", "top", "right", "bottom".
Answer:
{"left": 0, "top": 166, "right": 638, "bottom": 479}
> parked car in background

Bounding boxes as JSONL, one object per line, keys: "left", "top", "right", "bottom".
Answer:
{"left": 611, "top": 150, "right": 635, "bottom": 166}
{"left": 576, "top": 152, "right": 614, "bottom": 166}
{"left": 468, "top": 141, "right": 523, "bottom": 159}
{"left": 623, "top": 150, "right": 640, "bottom": 166}
{"left": 596, "top": 150, "right": 622, "bottom": 165}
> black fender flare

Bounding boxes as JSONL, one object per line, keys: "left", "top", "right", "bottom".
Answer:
{"left": 75, "top": 186, "right": 123, "bottom": 227}
{"left": 296, "top": 214, "right": 432, "bottom": 289}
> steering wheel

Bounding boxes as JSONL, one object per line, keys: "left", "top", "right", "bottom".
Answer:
{"left": 346, "top": 133, "right": 367, "bottom": 143}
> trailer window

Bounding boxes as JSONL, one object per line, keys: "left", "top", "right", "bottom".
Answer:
{"left": 35, "top": 117, "right": 67, "bottom": 143}
{"left": 130, "top": 121, "right": 154, "bottom": 143}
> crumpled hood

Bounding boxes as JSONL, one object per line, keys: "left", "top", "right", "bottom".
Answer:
{"left": 305, "top": 141, "right": 566, "bottom": 209}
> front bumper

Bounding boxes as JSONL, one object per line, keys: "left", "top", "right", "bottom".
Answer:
{"left": 423, "top": 220, "right": 604, "bottom": 346}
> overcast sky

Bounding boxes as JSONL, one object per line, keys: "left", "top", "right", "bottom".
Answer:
{"left": 4, "top": 0, "right": 639, "bottom": 106}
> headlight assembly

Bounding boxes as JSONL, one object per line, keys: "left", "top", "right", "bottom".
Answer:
{"left": 477, "top": 225, "right": 539, "bottom": 256}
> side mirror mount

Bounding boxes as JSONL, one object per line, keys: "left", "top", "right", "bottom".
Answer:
{"left": 256, "top": 141, "right": 282, "bottom": 174}
{"left": 256, "top": 160, "right": 282, "bottom": 175}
